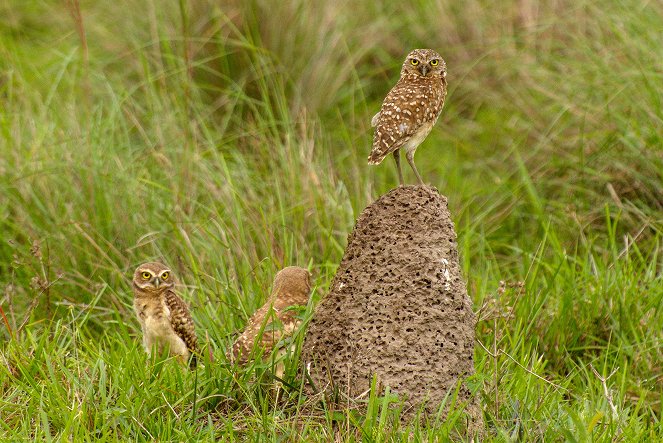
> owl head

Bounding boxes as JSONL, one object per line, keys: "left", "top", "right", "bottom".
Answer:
{"left": 132, "top": 262, "right": 175, "bottom": 293}
{"left": 271, "top": 266, "right": 312, "bottom": 299}
{"left": 400, "top": 49, "right": 446, "bottom": 79}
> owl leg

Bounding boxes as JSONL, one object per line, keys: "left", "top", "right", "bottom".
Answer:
{"left": 142, "top": 334, "right": 151, "bottom": 355}
{"left": 405, "top": 150, "right": 424, "bottom": 185}
{"left": 393, "top": 150, "right": 405, "bottom": 186}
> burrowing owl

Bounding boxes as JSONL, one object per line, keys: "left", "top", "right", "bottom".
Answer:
{"left": 231, "top": 266, "right": 312, "bottom": 365}
{"left": 132, "top": 262, "right": 199, "bottom": 368}
{"left": 368, "top": 49, "right": 447, "bottom": 185}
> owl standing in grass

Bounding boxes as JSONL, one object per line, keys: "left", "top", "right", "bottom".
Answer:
{"left": 230, "top": 266, "right": 312, "bottom": 366}
{"left": 368, "top": 49, "right": 447, "bottom": 185}
{"left": 132, "top": 262, "right": 199, "bottom": 368}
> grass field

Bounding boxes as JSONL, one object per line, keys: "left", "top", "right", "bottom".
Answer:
{"left": 1, "top": 0, "right": 661, "bottom": 441}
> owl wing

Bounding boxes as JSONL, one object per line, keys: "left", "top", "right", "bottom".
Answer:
{"left": 230, "top": 292, "right": 307, "bottom": 364}
{"left": 269, "top": 295, "right": 306, "bottom": 340}
{"left": 230, "top": 302, "right": 272, "bottom": 364}
{"left": 368, "top": 80, "right": 445, "bottom": 165}
{"left": 164, "top": 290, "right": 199, "bottom": 367}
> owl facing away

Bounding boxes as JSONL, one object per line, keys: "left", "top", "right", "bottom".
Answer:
{"left": 368, "top": 48, "right": 447, "bottom": 185}
{"left": 132, "top": 262, "right": 199, "bottom": 368}
{"left": 230, "top": 266, "right": 312, "bottom": 365}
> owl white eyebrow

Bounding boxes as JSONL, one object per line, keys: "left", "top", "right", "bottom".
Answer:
{"left": 139, "top": 270, "right": 154, "bottom": 275}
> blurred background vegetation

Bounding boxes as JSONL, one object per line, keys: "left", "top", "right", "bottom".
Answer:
{"left": 0, "top": 0, "right": 661, "bottom": 440}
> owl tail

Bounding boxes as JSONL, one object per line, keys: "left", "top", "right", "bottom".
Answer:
{"left": 367, "top": 149, "right": 386, "bottom": 165}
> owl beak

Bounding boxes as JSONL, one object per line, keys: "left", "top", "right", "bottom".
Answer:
{"left": 154, "top": 278, "right": 161, "bottom": 289}
{"left": 421, "top": 65, "right": 429, "bottom": 76}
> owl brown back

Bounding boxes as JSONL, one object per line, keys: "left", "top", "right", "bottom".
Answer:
{"left": 230, "top": 266, "right": 312, "bottom": 365}
{"left": 369, "top": 75, "right": 447, "bottom": 163}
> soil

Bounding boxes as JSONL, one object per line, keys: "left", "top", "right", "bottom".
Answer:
{"left": 301, "top": 185, "right": 483, "bottom": 432}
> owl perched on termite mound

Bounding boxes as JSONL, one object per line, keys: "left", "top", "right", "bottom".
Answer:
{"left": 230, "top": 266, "right": 312, "bottom": 365}
{"left": 368, "top": 49, "right": 447, "bottom": 185}
{"left": 132, "top": 262, "right": 199, "bottom": 368}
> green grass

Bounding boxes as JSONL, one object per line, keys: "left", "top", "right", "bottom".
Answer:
{"left": 1, "top": 0, "right": 661, "bottom": 440}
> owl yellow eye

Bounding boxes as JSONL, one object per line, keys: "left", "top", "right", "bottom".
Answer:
{"left": 161, "top": 272, "right": 169, "bottom": 280}
{"left": 410, "top": 59, "right": 419, "bottom": 66}
{"left": 141, "top": 272, "right": 151, "bottom": 280}
{"left": 430, "top": 59, "right": 439, "bottom": 66}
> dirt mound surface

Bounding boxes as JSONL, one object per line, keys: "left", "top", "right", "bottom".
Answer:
{"left": 302, "top": 185, "right": 482, "bottom": 430}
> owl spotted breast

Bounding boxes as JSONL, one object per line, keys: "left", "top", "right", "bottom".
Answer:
{"left": 230, "top": 266, "right": 312, "bottom": 365}
{"left": 368, "top": 49, "right": 447, "bottom": 185}
{"left": 132, "top": 262, "right": 199, "bottom": 368}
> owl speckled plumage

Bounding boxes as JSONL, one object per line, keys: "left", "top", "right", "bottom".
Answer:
{"left": 132, "top": 262, "right": 199, "bottom": 368}
{"left": 230, "top": 266, "right": 312, "bottom": 365}
{"left": 368, "top": 49, "right": 447, "bottom": 185}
